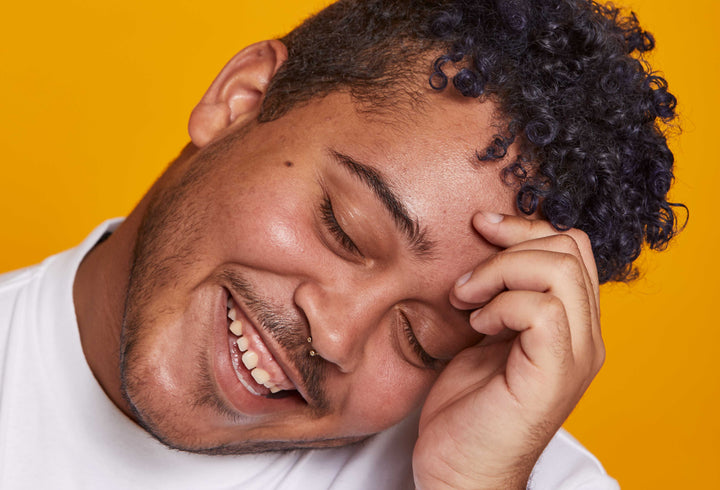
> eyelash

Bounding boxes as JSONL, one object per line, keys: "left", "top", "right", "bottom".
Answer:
{"left": 399, "top": 310, "right": 437, "bottom": 369}
{"left": 320, "top": 195, "right": 362, "bottom": 256}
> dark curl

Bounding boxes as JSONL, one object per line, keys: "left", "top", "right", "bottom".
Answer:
{"left": 260, "top": 0, "right": 686, "bottom": 283}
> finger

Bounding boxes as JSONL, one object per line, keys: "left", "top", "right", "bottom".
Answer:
{"left": 469, "top": 211, "right": 601, "bottom": 324}
{"left": 471, "top": 290, "right": 575, "bottom": 376}
{"left": 472, "top": 211, "right": 600, "bottom": 297}
{"left": 491, "top": 234, "right": 600, "bottom": 342}
{"left": 452, "top": 249, "right": 588, "bottom": 309}
{"left": 452, "top": 249, "right": 596, "bottom": 359}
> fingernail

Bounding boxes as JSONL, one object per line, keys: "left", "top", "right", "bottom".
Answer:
{"left": 479, "top": 210, "right": 504, "bottom": 223}
{"left": 455, "top": 271, "right": 472, "bottom": 287}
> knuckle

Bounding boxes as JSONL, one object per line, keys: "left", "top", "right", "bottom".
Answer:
{"left": 530, "top": 217, "right": 546, "bottom": 232}
{"left": 567, "top": 228, "right": 593, "bottom": 254}
{"left": 539, "top": 294, "right": 566, "bottom": 319}
{"left": 557, "top": 251, "right": 582, "bottom": 276}
{"left": 553, "top": 233, "right": 580, "bottom": 254}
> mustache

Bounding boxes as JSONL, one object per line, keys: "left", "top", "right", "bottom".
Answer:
{"left": 219, "top": 271, "right": 329, "bottom": 412}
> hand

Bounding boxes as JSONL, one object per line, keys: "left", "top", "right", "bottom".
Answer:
{"left": 412, "top": 211, "right": 605, "bottom": 489}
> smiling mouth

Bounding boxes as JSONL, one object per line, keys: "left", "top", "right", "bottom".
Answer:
{"left": 225, "top": 294, "right": 300, "bottom": 400}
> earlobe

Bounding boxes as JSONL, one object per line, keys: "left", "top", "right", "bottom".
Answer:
{"left": 188, "top": 39, "right": 288, "bottom": 147}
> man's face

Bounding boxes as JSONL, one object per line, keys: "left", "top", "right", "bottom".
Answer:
{"left": 121, "top": 89, "right": 518, "bottom": 453}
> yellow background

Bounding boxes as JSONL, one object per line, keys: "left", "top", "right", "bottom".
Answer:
{"left": 1, "top": 0, "right": 717, "bottom": 487}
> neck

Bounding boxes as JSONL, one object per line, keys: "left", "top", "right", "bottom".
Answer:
{"left": 72, "top": 195, "right": 145, "bottom": 418}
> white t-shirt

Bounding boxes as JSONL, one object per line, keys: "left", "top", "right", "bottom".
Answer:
{"left": 0, "top": 220, "right": 619, "bottom": 489}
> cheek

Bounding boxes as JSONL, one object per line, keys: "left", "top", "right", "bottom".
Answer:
{"left": 239, "top": 205, "right": 315, "bottom": 269}
{"left": 263, "top": 215, "right": 308, "bottom": 257}
{"left": 337, "top": 355, "right": 435, "bottom": 435}
{"left": 211, "top": 175, "right": 319, "bottom": 268}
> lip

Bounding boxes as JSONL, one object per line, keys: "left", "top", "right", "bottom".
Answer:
{"left": 212, "top": 286, "right": 308, "bottom": 416}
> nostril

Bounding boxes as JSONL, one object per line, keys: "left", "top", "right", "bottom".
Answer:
{"left": 293, "top": 280, "right": 363, "bottom": 373}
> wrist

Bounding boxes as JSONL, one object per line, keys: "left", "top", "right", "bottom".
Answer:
{"left": 414, "top": 466, "right": 531, "bottom": 490}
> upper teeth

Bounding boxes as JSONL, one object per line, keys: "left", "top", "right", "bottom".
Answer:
{"left": 251, "top": 368, "right": 271, "bottom": 385}
{"left": 236, "top": 336, "right": 249, "bottom": 351}
{"left": 242, "top": 351, "right": 258, "bottom": 369}
{"left": 229, "top": 320, "right": 243, "bottom": 336}
{"left": 227, "top": 297, "right": 281, "bottom": 394}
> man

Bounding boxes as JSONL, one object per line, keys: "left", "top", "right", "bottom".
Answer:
{"left": 0, "top": 0, "right": 681, "bottom": 488}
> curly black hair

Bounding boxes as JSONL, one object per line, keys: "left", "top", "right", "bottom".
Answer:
{"left": 260, "top": 0, "right": 685, "bottom": 284}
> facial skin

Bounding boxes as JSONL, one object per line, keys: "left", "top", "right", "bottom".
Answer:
{"left": 75, "top": 41, "right": 523, "bottom": 454}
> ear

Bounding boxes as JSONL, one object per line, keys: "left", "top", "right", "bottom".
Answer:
{"left": 188, "top": 40, "right": 288, "bottom": 147}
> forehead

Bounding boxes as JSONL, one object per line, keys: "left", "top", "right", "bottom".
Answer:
{"left": 307, "top": 89, "right": 520, "bottom": 239}
{"left": 280, "top": 89, "right": 516, "bottom": 194}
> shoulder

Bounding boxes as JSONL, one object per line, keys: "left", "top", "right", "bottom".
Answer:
{"left": 0, "top": 264, "right": 42, "bottom": 325}
{"left": 0, "top": 264, "right": 38, "bottom": 293}
{"left": 0, "top": 263, "right": 47, "bottom": 377}
{"left": 528, "top": 429, "right": 620, "bottom": 490}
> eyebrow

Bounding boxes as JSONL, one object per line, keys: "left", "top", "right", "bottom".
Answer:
{"left": 329, "top": 149, "right": 436, "bottom": 259}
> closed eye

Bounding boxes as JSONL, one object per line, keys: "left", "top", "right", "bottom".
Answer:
{"left": 398, "top": 310, "right": 439, "bottom": 370}
{"left": 320, "top": 194, "right": 364, "bottom": 257}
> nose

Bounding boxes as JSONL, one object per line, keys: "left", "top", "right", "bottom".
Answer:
{"left": 293, "top": 280, "right": 386, "bottom": 373}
